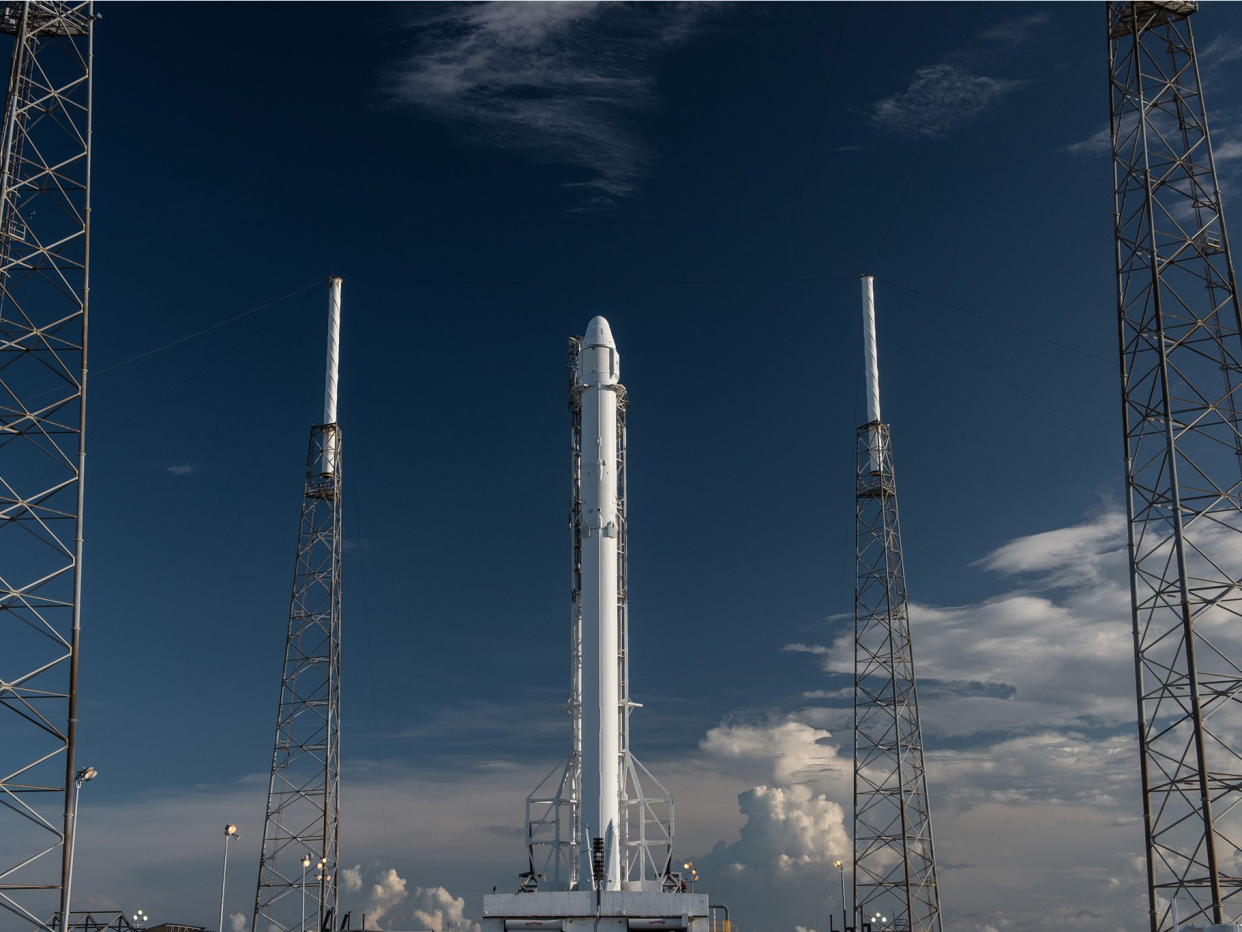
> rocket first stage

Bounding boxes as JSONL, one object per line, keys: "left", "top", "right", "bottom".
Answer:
{"left": 579, "top": 316, "right": 623, "bottom": 891}
{"left": 483, "top": 317, "right": 710, "bottom": 932}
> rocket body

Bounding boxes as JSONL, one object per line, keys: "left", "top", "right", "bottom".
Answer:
{"left": 578, "top": 316, "right": 622, "bottom": 891}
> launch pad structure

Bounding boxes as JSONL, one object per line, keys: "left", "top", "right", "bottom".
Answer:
{"left": 484, "top": 319, "right": 708, "bottom": 932}
{"left": 0, "top": 3, "right": 95, "bottom": 929}
{"left": 1109, "top": 3, "right": 1242, "bottom": 931}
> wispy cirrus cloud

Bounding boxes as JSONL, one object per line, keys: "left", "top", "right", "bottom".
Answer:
{"left": 869, "top": 11, "right": 1044, "bottom": 139}
{"left": 165, "top": 463, "right": 196, "bottom": 476}
{"left": 1201, "top": 33, "right": 1242, "bottom": 71}
{"left": 1063, "top": 126, "right": 1111, "bottom": 158}
{"left": 387, "top": 2, "right": 714, "bottom": 201}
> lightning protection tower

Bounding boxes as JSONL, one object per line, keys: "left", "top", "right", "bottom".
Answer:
{"left": 253, "top": 278, "right": 344, "bottom": 932}
{"left": 0, "top": 4, "right": 95, "bottom": 929}
{"left": 1110, "top": 4, "right": 1242, "bottom": 930}
{"left": 852, "top": 276, "right": 942, "bottom": 932}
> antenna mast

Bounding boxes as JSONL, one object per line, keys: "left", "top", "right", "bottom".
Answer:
{"left": 1110, "top": 4, "right": 1242, "bottom": 929}
{"left": 253, "top": 277, "right": 344, "bottom": 932}
{"left": 0, "top": 4, "right": 94, "bottom": 928}
{"left": 852, "top": 276, "right": 942, "bottom": 932}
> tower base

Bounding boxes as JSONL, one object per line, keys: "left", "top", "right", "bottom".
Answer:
{"left": 483, "top": 892, "right": 709, "bottom": 932}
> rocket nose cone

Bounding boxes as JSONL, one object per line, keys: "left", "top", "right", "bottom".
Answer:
{"left": 584, "top": 316, "right": 616, "bottom": 350}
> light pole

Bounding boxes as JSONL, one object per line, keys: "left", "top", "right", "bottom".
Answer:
{"left": 132, "top": 910, "right": 149, "bottom": 929}
{"left": 833, "top": 860, "right": 846, "bottom": 932}
{"left": 301, "top": 855, "right": 312, "bottom": 932}
{"left": 63, "top": 766, "right": 97, "bottom": 929}
{"left": 218, "top": 824, "right": 240, "bottom": 932}
{"left": 314, "top": 859, "right": 330, "bottom": 932}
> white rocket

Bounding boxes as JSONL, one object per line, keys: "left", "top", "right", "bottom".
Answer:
{"left": 578, "top": 315, "right": 623, "bottom": 891}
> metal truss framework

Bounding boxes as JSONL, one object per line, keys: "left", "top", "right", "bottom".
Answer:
{"left": 0, "top": 3, "right": 93, "bottom": 929}
{"left": 853, "top": 423, "right": 941, "bottom": 932}
{"left": 253, "top": 425, "right": 343, "bottom": 932}
{"left": 61, "top": 913, "right": 138, "bottom": 932}
{"left": 525, "top": 336, "right": 673, "bottom": 894}
{"left": 1110, "top": 3, "right": 1242, "bottom": 929}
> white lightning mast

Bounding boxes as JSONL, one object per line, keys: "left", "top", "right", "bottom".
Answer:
{"left": 861, "top": 274, "right": 882, "bottom": 473}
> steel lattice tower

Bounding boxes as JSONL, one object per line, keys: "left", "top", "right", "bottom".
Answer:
{"left": 253, "top": 279, "right": 344, "bottom": 932}
{"left": 0, "top": 3, "right": 94, "bottom": 929}
{"left": 1110, "top": 4, "right": 1242, "bottom": 930}
{"left": 852, "top": 277, "right": 941, "bottom": 932}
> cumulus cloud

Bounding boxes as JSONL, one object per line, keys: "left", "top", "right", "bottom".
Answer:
{"left": 691, "top": 508, "right": 1182, "bottom": 931}
{"left": 411, "top": 885, "right": 482, "bottom": 932}
{"left": 367, "top": 867, "right": 410, "bottom": 925}
{"left": 341, "top": 864, "right": 364, "bottom": 893}
{"left": 387, "top": 2, "right": 714, "bottom": 200}
{"left": 700, "top": 720, "right": 845, "bottom": 787}
{"left": 681, "top": 720, "right": 852, "bottom": 932}
{"left": 229, "top": 914, "right": 247, "bottom": 932}
{"left": 868, "top": 12, "right": 1043, "bottom": 139}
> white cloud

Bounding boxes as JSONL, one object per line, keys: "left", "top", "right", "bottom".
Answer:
{"left": 411, "top": 885, "right": 482, "bottom": 932}
{"left": 229, "top": 913, "right": 247, "bottom": 932}
{"left": 867, "top": 14, "right": 1043, "bottom": 140}
{"left": 978, "top": 13, "right": 1050, "bottom": 45}
{"left": 1063, "top": 126, "right": 1112, "bottom": 157}
{"left": 342, "top": 864, "right": 364, "bottom": 893}
{"left": 1201, "top": 33, "right": 1242, "bottom": 71}
{"left": 799, "top": 510, "right": 1138, "bottom": 738}
{"left": 1215, "top": 140, "right": 1242, "bottom": 162}
{"left": 166, "top": 463, "right": 196, "bottom": 476}
{"left": 870, "top": 64, "right": 1023, "bottom": 139}
{"left": 700, "top": 720, "right": 845, "bottom": 787}
{"left": 387, "top": 2, "right": 713, "bottom": 200}
{"left": 367, "top": 867, "right": 410, "bottom": 925}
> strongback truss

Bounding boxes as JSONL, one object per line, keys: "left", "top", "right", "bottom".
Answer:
{"left": 525, "top": 336, "right": 672, "bottom": 893}
{"left": 0, "top": 3, "right": 93, "bottom": 928}
{"left": 1109, "top": 3, "right": 1242, "bottom": 929}
{"left": 853, "top": 423, "right": 941, "bottom": 932}
{"left": 253, "top": 426, "right": 343, "bottom": 932}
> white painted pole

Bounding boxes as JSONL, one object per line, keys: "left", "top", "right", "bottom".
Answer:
{"left": 861, "top": 275, "right": 880, "bottom": 426}
{"left": 578, "top": 316, "right": 622, "bottom": 892}
{"left": 322, "top": 277, "right": 342, "bottom": 477}
{"left": 325, "top": 277, "right": 342, "bottom": 426}
{"left": 861, "top": 275, "right": 882, "bottom": 473}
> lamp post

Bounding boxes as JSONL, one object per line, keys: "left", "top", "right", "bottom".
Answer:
{"left": 833, "top": 860, "right": 846, "bottom": 932}
{"left": 301, "top": 855, "right": 312, "bottom": 932}
{"left": 63, "top": 766, "right": 97, "bottom": 929}
{"left": 132, "top": 910, "right": 149, "bottom": 930}
{"left": 218, "top": 824, "right": 240, "bottom": 932}
{"left": 314, "top": 859, "right": 330, "bottom": 932}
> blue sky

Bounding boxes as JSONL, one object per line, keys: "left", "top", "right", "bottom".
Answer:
{"left": 27, "top": 3, "right": 1242, "bottom": 932}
